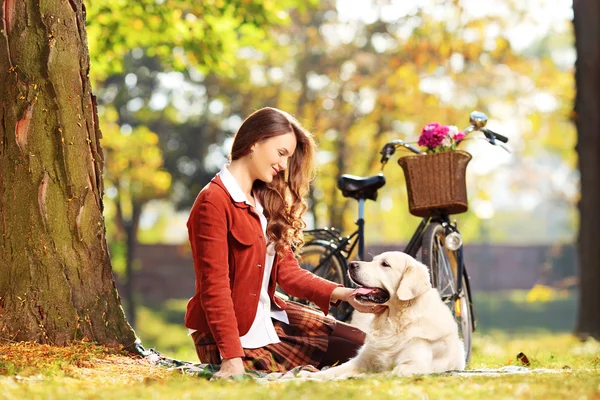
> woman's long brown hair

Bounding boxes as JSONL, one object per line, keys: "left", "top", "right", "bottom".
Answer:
{"left": 230, "top": 107, "right": 316, "bottom": 256}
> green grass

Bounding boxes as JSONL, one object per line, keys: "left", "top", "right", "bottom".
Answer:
{"left": 1, "top": 333, "right": 598, "bottom": 400}
{"left": 1, "top": 291, "right": 598, "bottom": 399}
{"left": 3, "top": 371, "right": 600, "bottom": 400}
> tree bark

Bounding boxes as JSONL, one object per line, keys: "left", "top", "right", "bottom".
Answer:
{"left": 573, "top": 0, "right": 600, "bottom": 339}
{"left": 0, "top": 0, "right": 137, "bottom": 348}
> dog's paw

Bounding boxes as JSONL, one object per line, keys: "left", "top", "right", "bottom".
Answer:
{"left": 296, "top": 370, "right": 314, "bottom": 378}
{"left": 391, "top": 364, "right": 430, "bottom": 377}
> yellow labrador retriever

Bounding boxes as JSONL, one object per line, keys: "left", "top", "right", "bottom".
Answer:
{"left": 312, "top": 251, "right": 465, "bottom": 379}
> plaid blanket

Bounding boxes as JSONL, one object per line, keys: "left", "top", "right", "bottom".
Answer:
{"left": 191, "top": 301, "right": 335, "bottom": 373}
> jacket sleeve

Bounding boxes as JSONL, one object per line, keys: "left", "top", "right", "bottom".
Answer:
{"left": 276, "top": 249, "right": 342, "bottom": 315}
{"left": 190, "top": 200, "right": 244, "bottom": 359}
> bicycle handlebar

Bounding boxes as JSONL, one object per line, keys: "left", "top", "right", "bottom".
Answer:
{"left": 379, "top": 140, "right": 424, "bottom": 163}
{"left": 481, "top": 127, "right": 508, "bottom": 144}
{"left": 379, "top": 111, "right": 509, "bottom": 166}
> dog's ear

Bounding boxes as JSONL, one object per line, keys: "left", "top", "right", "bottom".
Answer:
{"left": 396, "top": 263, "right": 431, "bottom": 301}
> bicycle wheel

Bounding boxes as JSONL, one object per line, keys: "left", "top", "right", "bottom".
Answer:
{"left": 421, "top": 222, "right": 473, "bottom": 365}
{"left": 280, "top": 240, "right": 353, "bottom": 322}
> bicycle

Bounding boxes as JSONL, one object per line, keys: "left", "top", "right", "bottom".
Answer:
{"left": 282, "top": 111, "right": 509, "bottom": 364}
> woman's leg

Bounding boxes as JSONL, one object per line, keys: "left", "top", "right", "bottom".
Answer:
{"left": 319, "top": 320, "right": 366, "bottom": 368}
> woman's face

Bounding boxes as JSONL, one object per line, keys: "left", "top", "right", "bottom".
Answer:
{"left": 250, "top": 131, "right": 297, "bottom": 183}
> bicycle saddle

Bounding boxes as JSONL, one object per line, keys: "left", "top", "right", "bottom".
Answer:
{"left": 337, "top": 173, "right": 386, "bottom": 201}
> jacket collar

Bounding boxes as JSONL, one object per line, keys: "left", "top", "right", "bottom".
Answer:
{"left": 211, "top": 172, "right": 252, "bottom": 210}
{"left": 215, "top": 164, "right": 266, "bottom": 214}
{"left": 220, "top": 166, "right": 266, "bottom": 215}
{"left": 218, "top": 165, "right": 250, "bottom": 203}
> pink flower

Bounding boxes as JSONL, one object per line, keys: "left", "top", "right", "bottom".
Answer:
{"left": 418, "top": 122, "right": 466, "bottom": 152}
{"left": 418, "top": 122, "right": 447, "bottom": 149}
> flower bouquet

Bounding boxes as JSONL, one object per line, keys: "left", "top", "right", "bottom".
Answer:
{"left": 417, "top": 122, "right": 466, "bottom": 153}
{"left": 398, "top": 122, "right": 472, "bottom": 217}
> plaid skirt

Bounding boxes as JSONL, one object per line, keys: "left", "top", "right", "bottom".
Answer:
{"left": 191, "top": 301, "right": 336, "bottom": 373}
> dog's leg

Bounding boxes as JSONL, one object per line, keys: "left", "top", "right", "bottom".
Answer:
{"left": 432, "top": 339, "right": 466, "bottom": 372}
{"left": 391, "top": 340, "right": 434, "bottom": 377}
{"left": 308, "top": 359, "right": 360, "bottom": 380}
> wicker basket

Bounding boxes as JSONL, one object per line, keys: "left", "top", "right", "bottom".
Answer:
{"left": 398, "top": 150, "right": 472, "bottom": 218}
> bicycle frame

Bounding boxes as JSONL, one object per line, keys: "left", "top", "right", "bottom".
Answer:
{"left": 308, "top": 213, "right": 467, "bottom": 293}
{"left": 304, "top": 196, "right": 366, "bottom": 261}
{"left": 403, "top": 217, "right": 430, "bottom": 257}
{"left": 404, "top": 214, "right": 476, "bottom": 330}
{"left": 303, "top": 228, "right": 359, "bottom": 261}
{"left": 299, "top": 111, "right": 505, "bottom": 331}
{"left": 404, "top": 215, "right": 465, "bottom": 297}
{"left": 309, "top": 215, "right": 453, "bottom": 281}
{"left": 302, "top": 212, "right": 476, "bottom": 326}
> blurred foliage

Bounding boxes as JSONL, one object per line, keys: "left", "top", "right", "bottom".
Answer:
{"left": 87, "top": 0, "right": 576, "bottom": 246}
{"left": 85, "top": 0, "right": 316, "bottom": 82}
{"left": 183, "top": 1, "right": 576, "bottom": 244}
{"left": 134, "top": 300, "right": 194, "bottom": 361}
{"left": 101, "top": 106, "right": 171, "bottom": 277}
{"left": 526, "top": 284, "right": 571, "bottom": 303}
{"left": 102, "top": 107, "right": 171, "bottom": 204}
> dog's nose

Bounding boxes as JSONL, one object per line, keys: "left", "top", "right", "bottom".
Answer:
{"left": 349, "top": 261, "right": 359, "bottom": 270}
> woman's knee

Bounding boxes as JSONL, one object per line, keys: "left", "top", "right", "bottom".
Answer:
{"left": 331, "top": 320, "right": 366, "bottom": 345}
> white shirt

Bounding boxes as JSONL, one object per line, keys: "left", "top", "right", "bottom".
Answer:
{"left": 188, "top": 165, "right": 289, "bottom": 350}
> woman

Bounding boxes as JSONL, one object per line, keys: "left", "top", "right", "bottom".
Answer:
{"left": 185, "top": 107, "right": 385, "bottom": 378}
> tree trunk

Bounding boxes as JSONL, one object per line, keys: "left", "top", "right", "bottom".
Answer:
{"left": 123, "top": 203, "right": 142, "bottom": 329}
{"left": 573, "top": 0, "right": 600, "bottom": 340}
{"left": 0, "top": 0, "right": 137, "bottom": 348}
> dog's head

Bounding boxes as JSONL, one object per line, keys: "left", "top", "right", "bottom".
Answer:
{"left": 349, "top": 251, "right": 432, "bottom": 304}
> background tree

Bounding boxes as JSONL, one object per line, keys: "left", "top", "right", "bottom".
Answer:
{"left": 0, "top": 0, "right": 137, "bottom": 347}
{"left": 101, "top": 108, "right": 171, "bottom": 328}
{"left": 573, "top": 0, "right": 600, "bottom": 340}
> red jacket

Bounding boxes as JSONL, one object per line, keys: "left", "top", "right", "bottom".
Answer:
{"left": 184, "top": 175, "right": 341, "bottom": 359}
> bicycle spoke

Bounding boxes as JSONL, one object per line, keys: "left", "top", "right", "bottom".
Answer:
{"left": 434, "top": 236, "right": 456, "bottom": 301}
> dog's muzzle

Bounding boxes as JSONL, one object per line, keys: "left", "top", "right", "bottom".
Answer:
{"left": 348, "top": 264, "right": 391, "bottom": 304}
{"left": 352, "top": 287, "right": 391, "bottom": 304}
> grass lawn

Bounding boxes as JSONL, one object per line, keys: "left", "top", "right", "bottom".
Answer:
{"left": 1, "top": 291, "right": 598, "bottom": 399}
{"left": 1, "top": 333, "right": 598, "bottom": 400}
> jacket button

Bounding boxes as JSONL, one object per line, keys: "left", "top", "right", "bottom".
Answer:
{"left": 257, "top": 263, "right": 262, "bottom": 268}
{"left": 250, "top": 293, "right": 257, "bottom": 296}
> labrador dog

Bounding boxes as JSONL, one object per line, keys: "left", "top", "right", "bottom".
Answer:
{"left": 311, "top": 251, "right": 465, "bottom": 379}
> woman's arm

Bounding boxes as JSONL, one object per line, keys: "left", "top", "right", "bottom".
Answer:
{"left": 190, "top": 200, "right": 244, "bottom": 359}
{"left": 276, "top": 249, "right": 342, "bottom": 314}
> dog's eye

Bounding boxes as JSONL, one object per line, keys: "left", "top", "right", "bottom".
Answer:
{"left": 381, "top": 260, "right": 391, "bottom": 268}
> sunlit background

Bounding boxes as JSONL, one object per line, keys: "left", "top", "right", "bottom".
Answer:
{"left": 87, "top": 0, "right": 578, "bottom": 360}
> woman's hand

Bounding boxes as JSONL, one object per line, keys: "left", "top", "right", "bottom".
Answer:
{"left": 347, "top": 295, "right": 387, "bottom": 314}
{"left": 331, "top": 287, "right": 387, "bottom": 314}
{"left": 215, "top": 357, "right": 245, "bottom": 378}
